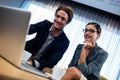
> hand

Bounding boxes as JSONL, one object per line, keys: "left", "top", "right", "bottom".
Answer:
{"left": 78, "top": 40, "right": 95, "bottom": 64}
{"left": 82, "top": 40, "right": 95, "bottom": 56}
{"left": 83, "top": 40, "right": 95, "bottom": 50}
{"left": 42, "top": 67, "right": 53, "bottom": 74}
{"left": 26, "top": 59, "right": 33, "bottom": 66}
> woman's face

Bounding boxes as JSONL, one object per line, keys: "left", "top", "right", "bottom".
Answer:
{"left": 53, "top": 10, "right": 68, "bottom": 30}
{"left": 84, "top": 24, "right": 100, "bottom": 42}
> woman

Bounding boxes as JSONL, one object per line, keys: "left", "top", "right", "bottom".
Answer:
{"left": 62, "top": 22, "right": 108, "bottom": 80}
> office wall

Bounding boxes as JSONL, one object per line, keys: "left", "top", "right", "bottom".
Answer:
{"left": 72, "top": 0, "right": 120, "bottom": 16}
{"left": 0, "top": 0, "right": 25, "bottom": 8}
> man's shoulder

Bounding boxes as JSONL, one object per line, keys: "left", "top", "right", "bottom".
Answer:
{"left": 37, "top": 19, "right": 53, "bottom": 25}
{"left": 37, "top": 19, "right": 53, "bottom": 28}
{"left": 43, "top": 19, "right": 53, "bottom": 24}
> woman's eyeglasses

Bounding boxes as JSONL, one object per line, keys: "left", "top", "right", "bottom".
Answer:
{"left": 83, "top": 29, "right": 97, "bottom": 33}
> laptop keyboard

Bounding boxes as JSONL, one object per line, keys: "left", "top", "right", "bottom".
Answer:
{"left": 21, "top": 60, "right": 50, "bottom": 78}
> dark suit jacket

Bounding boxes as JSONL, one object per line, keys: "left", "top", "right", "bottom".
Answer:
{"left": 69, "top": 44, "right": 108, "bottom": 80}
{"left": 25, "top": 20, "right": 69, "bottom": 70}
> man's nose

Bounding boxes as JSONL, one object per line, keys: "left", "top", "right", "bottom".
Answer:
{"left": 57, "top": 17, "right": 62, "bottom": 22}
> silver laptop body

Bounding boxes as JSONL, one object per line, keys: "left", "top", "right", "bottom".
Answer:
{"left": 0, "top": 5, "right": 49, "bottom": 78}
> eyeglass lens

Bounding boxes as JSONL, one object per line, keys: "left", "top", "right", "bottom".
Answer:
{"left": 83, "top": 29, "right": 97, "bottom": 33}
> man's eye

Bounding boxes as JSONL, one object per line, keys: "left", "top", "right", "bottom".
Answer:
{"left": 61, "top": 17, "right": 65, "bottom": 21}
{"left": 56, "top": 15, "right": 60, "bottom": 18}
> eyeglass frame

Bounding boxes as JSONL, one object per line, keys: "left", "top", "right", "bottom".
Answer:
{"left": 82, "top": 29, "right": 97, "bottom": 34}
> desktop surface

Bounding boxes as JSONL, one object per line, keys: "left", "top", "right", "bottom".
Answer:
{"left": 0, "top": 56, "right": 50, "bottom": 80}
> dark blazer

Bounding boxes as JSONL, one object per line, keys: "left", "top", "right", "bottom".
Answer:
{"left": 25, "top": 20, "right": 69, "bottom": 70}
{"left": 69, "top": 44, "right": 108, "bottom": 80}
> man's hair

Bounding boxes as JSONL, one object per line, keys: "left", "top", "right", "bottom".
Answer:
{"left": 86, "top": 22, "right": 101, "bottom": 34}
{"left": 55, "top": 5, "right": 73, "bottom": 24}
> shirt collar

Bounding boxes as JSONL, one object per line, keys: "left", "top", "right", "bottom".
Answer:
{"left": 49, "top": 25, "right": 63, "bottom": 37}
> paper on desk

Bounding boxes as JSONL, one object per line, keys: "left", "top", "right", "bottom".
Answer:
{"left": 22, "top": 50, "right": 32, "bottom": 62}
{"left": 45, "top": 66, "right": 66, "bottom": 80}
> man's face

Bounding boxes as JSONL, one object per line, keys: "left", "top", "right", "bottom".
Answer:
{"left": 53, "top": 10, "right": 69, "bottom": 30}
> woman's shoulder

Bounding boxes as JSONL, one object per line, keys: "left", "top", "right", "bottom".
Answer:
{"left": 75, "top": 44, "right": 84, "bottom": 50}
{"left": 97, "top": 46, "right": 108, "bottom": 57}
{"left": 77, "top": 44, "right": 84, "bottom": 47}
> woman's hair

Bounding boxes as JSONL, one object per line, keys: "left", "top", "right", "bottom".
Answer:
{"left": 55, "top": 5, "right": 73, "bottom": 24}
{"left": 86, "top": 22, "right": 101, "bottom": 34}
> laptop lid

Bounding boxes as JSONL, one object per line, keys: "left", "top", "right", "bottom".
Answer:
{"left": 0, "top": 5, "right": 50, "bottom": 78}
{"left": 0, "top": 5, "right": 31, "bottom": 67}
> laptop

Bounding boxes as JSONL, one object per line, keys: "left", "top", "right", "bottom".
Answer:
{"left": 0, "top": 5, "right": 49, "bottom": 78}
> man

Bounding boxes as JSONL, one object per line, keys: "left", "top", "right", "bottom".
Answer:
{"left": 61, "top": 22, "right": 108, "bottom": 80}
{"left": 25, "top": 5, "right": 73, "bottom": 70}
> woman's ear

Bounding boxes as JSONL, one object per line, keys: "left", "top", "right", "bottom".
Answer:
{"left": 97, "top": 33, "right": 101, "bottom": 39}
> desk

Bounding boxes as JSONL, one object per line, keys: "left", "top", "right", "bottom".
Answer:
{"left": 0, "top": 57, "right": 50, "bottom": 80}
